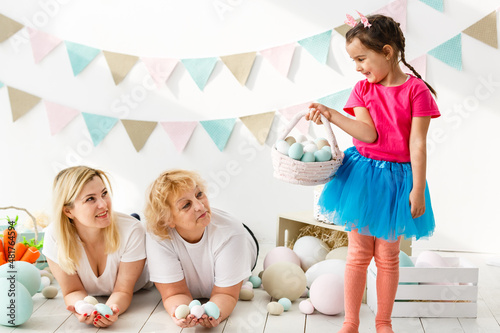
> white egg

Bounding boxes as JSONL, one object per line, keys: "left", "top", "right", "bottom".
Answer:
{"left": 190, "top": 305, "right": 204, "bottom": 319}
{"left": 295, "top": 134, "right": 307, "bottom": 143}
{"left": 275, "top": 140, "right": 290, "bottom": 155}
{"left": 303, "top": 143, "right": 318, "bottom": 153}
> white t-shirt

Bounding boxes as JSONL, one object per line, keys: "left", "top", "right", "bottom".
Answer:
{"left": 43, "top": 212, "right": 150, "bottom": 296}
{"left": 146, "top": 208, "right": 258, "bottom": 299}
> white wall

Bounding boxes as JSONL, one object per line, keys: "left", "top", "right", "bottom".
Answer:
{"left": 1, "top": 0, "right": 499, "bottom": 253}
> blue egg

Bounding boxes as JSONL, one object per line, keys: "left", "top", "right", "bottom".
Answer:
{"left": 322, "top": 145, "right": 332, "bottom": 152}
{"left": 278, "top": 298, "right": 292, "bottom": 311}
{"left": 301, "top": 152, "right": 316, "bottom": 162}
{"left": 0, "top": 279, "right": 33, "bottom": 326}
{"left": 204, "top": 301, "right": 220, "bottom": 320}
{"left": 0, "top": 261, "right": 41, "bottom": 296}
{"left": 314, "top": 149, "right": 332, "bottom": 162}
{"left": 189, "top": 299, "right": 201, "bottom": 310}
{"left": 95, "top": 303, "right": 113, "bottom": 316}
{"left": 248, "top": 275, "right": 262, "bottom": 288}
{"left": 288, "top": 143, "right": 304, "bottom": 160}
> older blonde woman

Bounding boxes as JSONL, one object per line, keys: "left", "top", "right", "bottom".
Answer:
{"left": 145, "top": 169, "right": 259, "bottom": 329}
{"left": 43, "top": 166, "right": 150, "bottom": 328}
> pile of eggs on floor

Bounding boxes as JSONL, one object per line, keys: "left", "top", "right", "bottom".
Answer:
{"left": 275, "top": 135, "right": 333, "bottom": 162}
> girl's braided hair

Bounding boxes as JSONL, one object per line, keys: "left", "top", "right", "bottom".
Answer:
{"left": 346, "top": 14, "right": 437, "bottom": 97}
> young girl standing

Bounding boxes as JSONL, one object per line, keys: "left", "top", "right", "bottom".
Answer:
{"left": 306, "top": 14, "right": 440, "bottom": 333}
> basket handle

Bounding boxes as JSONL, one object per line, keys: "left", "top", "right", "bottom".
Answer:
{"left": 0, "top": 206, "right": 39, "bottom": 242}
{"left": 278, "top": 109, "right": 342, "bottom": 157}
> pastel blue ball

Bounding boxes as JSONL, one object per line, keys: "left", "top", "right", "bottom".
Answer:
{"left": 314, "top": 149, "right": 332, "bottom": 162}
{"left": 301, "top": 152, "right": 316, "bottom": 162}
{"left": 204, "top": 301, "right": 220, "bottom": 320}
{"left": 0, "top": 261, "right": 41, "bottom": 296}
{"left": 248, "top": 276, "right": 262, "bottom": 288}
{"left": 278, "top": 298, "right": 292, "bottom": 311}
{"left": 0, "top": 279, "right": 33, "bottom": 326}
{"left": 288, "top": 143, "right": 304, "bottom": 160}
{"left": 95, "top": 303, "right": 113, "bottom": 316}
{"left": 189, "top": 299, "right": 201, "bottom": 310}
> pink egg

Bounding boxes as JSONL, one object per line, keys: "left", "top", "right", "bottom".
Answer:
{"left": 75, "top": 301, "right": 95, "bottom": 315}
{"left": 299, "top": 300, "right": 315, "bottom": 314}
{"left": 309, "top": 273, "right": 344, "bottom": 315}
{"left": 263, "top": 246, "right": 301, "bottom": 270}
{"left": 415, "top": 251, "right": 449, "bottom": 268}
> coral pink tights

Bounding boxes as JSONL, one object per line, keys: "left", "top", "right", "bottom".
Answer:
{"left": 338, "top": 230, "right": 400, "bottom": 333}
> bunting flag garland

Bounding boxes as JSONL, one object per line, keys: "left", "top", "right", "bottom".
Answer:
{"left": 298, "top": 30, "right": 332, "bottom": 64}
{"left": 259, "top": 43, "right": 296, "bottom": 78}
{"left": 200, "top": 118, "right": 236, "bottom": 152}
{"left": 220, "top": 52, "right": 257, "bottom": 86}
{"left": 418, "top": 0, "right": 444, "bottom": 12}
{"left": 279, "top": 102, "right": 312, "bottom": 135}
{"left": 401, "top": 54, "right": 427, "bottom": 80}
{"left": 462, "top": 11, "right": 498, "bottom": 49}
{"left": 121, "top": 119, "right": 157, "bottom": 152}
{"left": 0, "top": 14, "right": 23, "bottom": 42}
{"left": 81, "top": 112, "right": 119, "bottom": 146}
{"left": 141, "top": 57, "right": 178, "bottom": 88}
{"left": 103, "top": 51, "right": 139, "bottom": 85}
{"left": 161, "top": 121, "right": 197, "bottom": 152}
{"left": 28, "top": 28, "right": 62, "bottom": 64}
{"left": 374, "top": 0, "right": 407, "bottom": 32}
{"left": 334, "top": 23, "right": 353, "bottom": 38}
{"left": 181, "top": 57, "right": 218, "bottom": 91}
{"left": 65, "top": 41, "right": 101, "bottom": 76}
{"left": 44, "top": 101, "right": 80, "bottom": 135}
{"left": 239, "top": 111, "right": 275, "bottom": 145}
{"left": 428, "top": 34, "right": 462, "bottom": 71}
{"left": 7, "top": 86, "right": 41, "bottom": 122}
{"left": 317, "top": 88, "right": 352, "bottom": 115}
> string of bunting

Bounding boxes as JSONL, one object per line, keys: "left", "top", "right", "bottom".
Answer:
{"left": 0, "top": 0, "right": 498, "bottom": 152}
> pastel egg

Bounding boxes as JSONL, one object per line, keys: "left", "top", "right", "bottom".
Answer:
{"left": 241, "top": 284, "right": 252, "bottom": 291}
{"left": 288, "top": 143, "right": 304, "bottom": 160}
{"left": 189, "top": 299, "right": 201, "bottom": 309}
{"left": 314, "top": 149, "right": 332, "bottom": 162}
{"left": 301, "top": 152, "right": 316, "bottom": 163}
{"left": 39, "top": 270, "right": 54, "bottom": 283}
{"left": 95, "top": 303, "right": 113, "bottom": 316}
{"left": 0, "top": 261, "right": 41, "bottom": 296}
{"left": 0, "top": 280, "right": 33, "bottom": 326}
{"left": 84, "top": 295, "right": 99, "bottom": 306}
{"left": 244, "top": 281, "right": 254, "bottom": 289}
{"left": 40, "top": 276, "right": 51, "bottom": 289}
{"left": 248, "top": 275, "right": 262, "bottom": 288}
{"left": 190, "top": 305, "right": 204, "bottom": 319}
{"left": 239, "top": 289, "right": 254, "bottom": 301}
{"left": 42, "top": 286, "right": 58, "bottom": 299}
{"left": 175, "top": 304, "right": 190, "bottom": 319}
{"left": 75, "top": 301, "right": 95, "bottom": 315}
{"left": 204, "top": 301, "right": 220, "bottom": 319}
{"left": 303, "top": 143, "right": 318, "bottom": 153}
{"left": 299, "top": 299, "right": 315, "bottom": 315}
{"left": 316, "top": 139, "right": 330, "bottom": 149}
{"left": 284, "top": 136, "right": 296, "bottom": 146}
{"left": 278, "top": 298, "right": 292, "bottom": 311}
{"left": 295, "top": 134, "right": 307, "bottom": 143}
{"left": 415, "top": 251, "right": 449, "bottom": 268}
{"left": 275, "top": 140, "right": 290, "bottom": 155}
{"left": 322, "top": 145, "right": 332, "bottom": 153}
{"left": 267, "top": 302, "right": 284, "bottom": 316}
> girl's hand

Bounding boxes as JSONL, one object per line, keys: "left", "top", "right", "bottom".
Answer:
{"left": 197, "top": 313, "right": 223, "bottom": 328}
{"left": 93, "top": 304, "right": 119, "bottom": 328}
{"left": 409, "top": 190, "right": 425, "bottom": 219}
{"left": 305, "top": 103, "right": 332, "bottom": 125}
{"left": 170, "top": 311, "right": 198, "bottom": 328}
{"left": 66, "top": 304, "right": 97, "bottom": 326}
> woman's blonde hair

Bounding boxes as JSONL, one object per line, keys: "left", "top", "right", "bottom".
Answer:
{"left": 145, "top": 169, "right": 207, "bottom": 240}
{"left": 52, "top": 166, "right": 120, "bottom": 274}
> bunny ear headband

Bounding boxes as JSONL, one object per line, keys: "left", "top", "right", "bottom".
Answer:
{"left": 345, "top": 11, "right": 372, "bottom": 28}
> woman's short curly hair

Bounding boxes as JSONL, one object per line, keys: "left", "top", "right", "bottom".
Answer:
{"left": 144, "top": 169, "right": 207, "bottom": 239}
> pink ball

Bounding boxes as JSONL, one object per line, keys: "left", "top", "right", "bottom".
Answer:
{"left": 299, "top": 300, "right": 315, "bottom": 315}
{"left": 263, "top": 246, "right": 301, "bottom": 270}
{"left": 309, "top": 273, "right": 344, "bottom": 315}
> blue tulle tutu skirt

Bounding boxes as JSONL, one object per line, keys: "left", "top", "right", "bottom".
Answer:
{"left": 318, "top": 147, "right": 435, "bottom": 242}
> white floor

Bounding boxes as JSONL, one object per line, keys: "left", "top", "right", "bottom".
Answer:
{"left": 2, "top": 249, "right": 499, "bottom": 333}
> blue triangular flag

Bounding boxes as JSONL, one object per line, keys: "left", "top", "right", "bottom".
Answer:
{"left": 317, "top": 88, "right": 352, "bottom": 114}
{"left": 298, "top": 30, "right": 332, "bottom": 64}
{"left": 181, "top": 57, "right": 218, "bottom": 90}
{"left": 428, "top": 34, "right": 462, "bottom": 71}
{"left": 81, "top": 112, "right": 119, "bottom": 146}
{"left": 65, "top": 41, "right": 101, "bottom": 76}
{"left": 0, "top": 81, "right": 4, "bottom": 89}
{"left": 419, "top": 0, "right": 444, "bottom": 12}
{"left": 200, "top": 118, "right": 236, "bottom": 151}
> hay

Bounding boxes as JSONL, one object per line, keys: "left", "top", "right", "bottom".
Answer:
{"left": 288, "top": 224, "right": 348, "bottom": 250}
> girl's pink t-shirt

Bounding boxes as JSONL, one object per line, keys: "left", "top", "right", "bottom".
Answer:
{"left": 344, "top": 75, "right": 440, "bottom": 163}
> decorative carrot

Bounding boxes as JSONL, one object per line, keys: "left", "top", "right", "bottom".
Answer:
{"left": 0, "top": 239, "right": 5, "bottom": 262}
{"left": 13, "top": 242, "right": 28, "bottom": 261}
{"left": 20, "top": 246, "right": 40, "bottom": 264}
{"left": 3, "top": 228, "right": 17, "bottom": 262}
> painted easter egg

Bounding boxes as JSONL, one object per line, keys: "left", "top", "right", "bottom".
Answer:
{"left": 239, "top": 289, "right": 254, "bottom": 301}
{"left": 0, "top": 261, "right": 41, "bottom": 296}
{"left": 266, "top": 302, "right": 284, "bottom": 316}
{"left": 309, "top": 273, "right": 344, "bottom": 315}
{"left": 263, "top": 246, "right": 301, "bottom": 270}
{"left": 95, "top": 303, "right": 113, "bottom": 316}
{"left": 301, "top": 152, "right": 316, "bottom": 162}
{"left": 75, "top": 301, "right": 95, "bottom": 315}
{"left": 288, "top": 143, "right": 304, "bottom": 160}
{"left": 248, "top": 275, "right": 262, "bottom": 288}
{"left": 293, "top": 236, "right": 330, "bottom": 271}
{"left": 204, "top": 301, "right": 220, "bottom": 320}
{"left": 299, "top": 299, "right": 314, "bottom": 315}
{"left": 262, "top": 262, "right": 307, "bottom": 301}
{"left": 278, "top": 298, "right": 291, "bottom": 311}
{"left": 190, "top": 305, "right": 204, "bottom": 319}
{"left": 314, "top": 149, "right": 332, "bottom": 162}
{"left": 84, "top": 295, "right": 99, "bottom": 306}
{"left": 42, "top": 286, "right": 58, "bottom": 299}
{"left": 189, "top": 299, "right": 201, "bottom": 310}
{"left": 175, "top": 304, "right": 190, "bottom": 319}
{"left": 0, "top": 280, "right": 33, "bottom": 326}
{"left": 275, "top": 140, "right": 290, "bottom": 155}
{"left": 284, "top": 136, "right": 296, "bottom": 146}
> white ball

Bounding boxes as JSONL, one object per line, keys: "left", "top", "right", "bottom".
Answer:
{"left": 303, "top": 143, "right": 319, "bottom": 153}
{"left": 309, "top": 273, "right": 344, "bottom": 315}
{"left": 305, "top": 259, "right": 346, "bottom": 288}
{"left": 275, "top": 140, "right": 290, "bottom": 155}
{"left": 293, "top": 236, "right": 330, "bottom": 271}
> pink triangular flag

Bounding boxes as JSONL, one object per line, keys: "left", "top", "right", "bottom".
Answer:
{"left": 373, "top": 0, "right": 407, "bottom": 32}
{"left": 141, "top": 57, "right": 178, "bottom": 88}
{"left": 44, "top": 100, "right": 80, "bottom": 135}
{"left": 161, "top": 121, "right": 197, "bottom": 152}
{"left": 28, "top": 27, "right": 62, "bottom": 64}
{"left": 260, "top": 43, "right": 296, "bottom": 77}
{"left": 278, "top": 102, "right": 311, "bottom": 135}
{"left": 401, "top": 54, "right": 427, "bottom": 80}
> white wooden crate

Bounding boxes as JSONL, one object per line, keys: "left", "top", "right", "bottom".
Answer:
{"left": 367, "top": 257, "right": 478, "bottom": 318}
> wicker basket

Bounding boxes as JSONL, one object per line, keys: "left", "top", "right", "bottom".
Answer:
{"left": 272, "top": 110, "right": 344, "bottom": 186}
